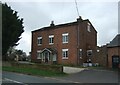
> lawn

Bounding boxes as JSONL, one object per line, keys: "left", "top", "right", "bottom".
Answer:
{"left": 2, "top": 66, "right": 67, "bottom": 77}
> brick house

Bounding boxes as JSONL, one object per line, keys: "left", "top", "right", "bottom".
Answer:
{"left": 31, "top": 17, "right": 97, "bottom": 65}
{"left": 107, "top": 34, "right": 120, "bottom": 68}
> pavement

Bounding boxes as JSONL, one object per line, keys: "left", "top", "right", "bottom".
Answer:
{"left": 2, "top": 69, "right": 119, "bottom": 84}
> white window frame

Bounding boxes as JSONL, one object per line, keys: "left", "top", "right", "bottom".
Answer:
{"left": 62, "top": 33, "right": 69, "bottom": 43}
{"left": 37, "top": 50, "right": 42, "bottom": 59}
{"left": 87, "top": 22, "right": 91, "bottom": 32}
{"left": 87, "top": 50, "right": 92, "bottom": 56}
{"left": 62, "top": 49, "right": 68, "bottom": 59}
{"left": 37, "top": 36, "right": 42, "bottom": 45}
{"left": 49, "top": 35, "right": 54, "bottom": 45}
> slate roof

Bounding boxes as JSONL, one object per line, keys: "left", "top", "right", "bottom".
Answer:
{"left": 107, "top": 34, "right": 120, "bottom": 47}
{"left": 32, "top": 17, "right": 97, "bottom": 33}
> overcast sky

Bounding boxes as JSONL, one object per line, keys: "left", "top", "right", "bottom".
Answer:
{"left": 2, "top": 0, "right": 119, "bottom": 55}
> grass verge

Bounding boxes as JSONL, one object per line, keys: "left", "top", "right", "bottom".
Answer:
{"left": 2, "top": 66, "right": 67, "bottom": 77}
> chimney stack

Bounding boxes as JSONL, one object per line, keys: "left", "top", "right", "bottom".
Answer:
{"left": 50, "top": 21, "right": 54, "bottom": 27}
{"left": 77, "top": 16, "right": 83, "bottom": 22}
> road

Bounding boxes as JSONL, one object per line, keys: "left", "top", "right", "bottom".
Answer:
{"left": 2, "top": 71, "right": 74, "bottom": 84}
{"left": 2, "top": 69, "right": 119, "bottom": 85}
{"left": 56, "top": 69, "right": 119, "bottom": 83}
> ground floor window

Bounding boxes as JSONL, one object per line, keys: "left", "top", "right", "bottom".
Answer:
{"left": 62, "top": 49, "right": 68, "bottom": 59}
{"left": 37, "top": 50, "right": 42, "bottom": 59}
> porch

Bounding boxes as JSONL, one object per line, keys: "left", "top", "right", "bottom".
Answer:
{"left": 37, "top": 48, "right": 57, "bottom": 64}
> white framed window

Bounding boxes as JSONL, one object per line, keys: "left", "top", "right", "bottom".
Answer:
{"left": 87, "top": 22, "right": 91, "bottom": 32}
{"left": 87, "top": 50, "right": 92, "bottom": 56}
{"left": 37, "top": 36, "right": 42, "bottom": 45}
{"left": 49, "top": 35, "right": 54, "bottom": 45}
{"left": 62, "top": 49, "right": 68, "bottom": 59}
{"left": 62, "top": 33, "right": 69, "bottom": 43}
{"left": 37, "top": 50, "right": 42, "bottom": 59}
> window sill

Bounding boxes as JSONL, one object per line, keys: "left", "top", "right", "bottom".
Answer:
{"left": 38, "top": 44, "right": 42, "bottom": 46}
{"left": 62, "top": 42, "right": 68, "bottom": 44}
{"left": 62, "top": 57, "right": 68, "bottom": 59}
{"left": 49, "top": 43, "right": 54, "bottom": 45}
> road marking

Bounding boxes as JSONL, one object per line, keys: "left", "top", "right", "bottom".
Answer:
{"left": 44, "top": 77, "right": 81, "bottom": 83}
{"left": 4, "top": 78, "right": 28, "bottom": 85}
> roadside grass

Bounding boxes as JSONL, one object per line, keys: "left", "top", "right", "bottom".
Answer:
{"left": 2, "top": 66, "right": 67, "bottom": 77}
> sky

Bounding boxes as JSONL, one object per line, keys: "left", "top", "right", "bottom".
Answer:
{"left": 2, "top": 0, "right": 119, "bottom": 55}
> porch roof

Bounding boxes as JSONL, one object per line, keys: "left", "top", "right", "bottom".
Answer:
{"left": 41, "top": 48, "right": 57, "bottom": 54}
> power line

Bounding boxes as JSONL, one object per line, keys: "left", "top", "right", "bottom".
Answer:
{"left": 75, "top": 0, "right": 80, "bottom": 17}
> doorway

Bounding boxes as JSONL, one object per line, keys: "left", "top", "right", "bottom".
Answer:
{"left": 112, "top": 55, "right": 119, "bottom": 68}
{"left": 43, "top": 51, "right": 50, "bottom": 63}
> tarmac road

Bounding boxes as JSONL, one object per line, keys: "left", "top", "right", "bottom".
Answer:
{"left": 2, "top": 69, "right": 119, "bottom": 85}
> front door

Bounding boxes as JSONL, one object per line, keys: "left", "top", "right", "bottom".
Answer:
{"left": 44, "top": 51, "right": 50, "bottom": 63}
{"left": 112, "top": 55, "right": 119, "bottom": 68}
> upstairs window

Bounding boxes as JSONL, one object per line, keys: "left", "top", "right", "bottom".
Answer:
{"left": 62, "top": 49, "right": 68, "bottom": 59}
{"left": 62, "top": 33, "right": 69, "bottom": 43}
{"left": 49, "top": 35, "right": 54, "bottom": 45}
{"left": 87, "top": 22, "right": 91, "bottom": 32}
{"left": 37, "top": 36, "right": 42, "bottom": 45}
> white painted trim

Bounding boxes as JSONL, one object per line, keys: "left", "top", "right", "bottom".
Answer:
{"left": 49, "top": 35, "right": 54, "bottom": 38}
{"left": 37, "top": 50, "right": 42, "bottom": 53}
{"left": 62, "top": 57, "right": 68, "bottom": 59}
{"left": 41, "top": 48, "right": 52, "bottom": 53}
{"left": 63, "top": 41, "right": 68, "bottom": 44}
{"left": 37, "top": 36, "right": 42, "bottom": 39}
{"left": 49, "top": 43, "right": 54, "bottom": 45}
{"left": 62, "top": 49, "right": 68, "bottom": 51}
{"left": 62, "top": 33, "right": 69, "bottom": 36}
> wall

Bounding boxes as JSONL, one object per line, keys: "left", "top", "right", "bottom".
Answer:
{"left": 11, "top": 62, "right": 63, "bottom": 72}
{"left": 108, "top": 47, "right": 120, "bottom": 68}
{"left": 78, "top": 20, "right": 97, "bottom": 64}
{"left": 92, "top": 46, "right": 108, "bottom": 67}
{"left": 31, "top": 25, "right": 78, "bottom": 65}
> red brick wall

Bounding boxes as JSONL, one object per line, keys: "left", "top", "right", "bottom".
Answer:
{"left": 31, "top": 20, "right": 97, "bottom": 65}
{"left": 78, "top": 21, "right": 97, "bottom": 64}
{"left": 108, "top": 47, "right": 120, "bottom": 68}
{"left": 92, "top": 46, "right": 108, "bottom": 67}
{"left": 31, "top": 25, "right": 78, "bottom": 65}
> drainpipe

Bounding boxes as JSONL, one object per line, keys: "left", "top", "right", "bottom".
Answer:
{"left": 77, "top": 23, "right": 80, "bottom": 65}
{"left": 77, "top": 16, "right": 82, "bottom": 65}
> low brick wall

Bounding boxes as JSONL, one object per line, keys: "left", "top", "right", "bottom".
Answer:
{"left": 11, "top": 62, "right": 63, "bottom": 73}
{"left": 2, "top": 61, "right": 12, "bottom": 66}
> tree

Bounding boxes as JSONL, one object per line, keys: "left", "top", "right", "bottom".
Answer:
{"left": 7, "top": 48, "right": 27, "bottom": 61}
{"left": 2, "top": 3, "right": 24, "bottom": 60}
